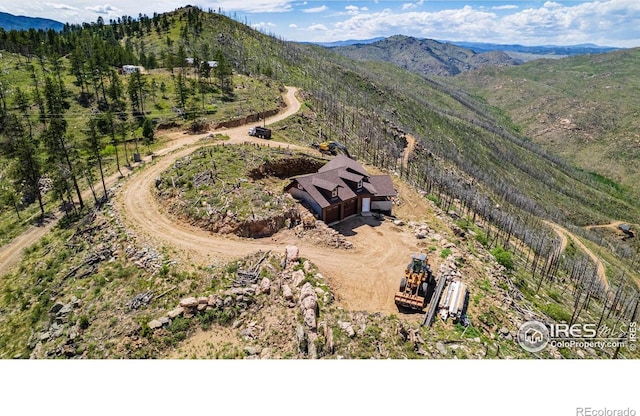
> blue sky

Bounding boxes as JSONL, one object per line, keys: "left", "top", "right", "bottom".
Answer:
{"left": 1, "top": 1, "right": 639, "bottom": 47}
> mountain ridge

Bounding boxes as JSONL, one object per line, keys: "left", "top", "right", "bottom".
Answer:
{"left": 330, "top": 35, "right": 522, "bottom": 77}
{"left": 0, "top": 11, "right": 64, "bottom": 31}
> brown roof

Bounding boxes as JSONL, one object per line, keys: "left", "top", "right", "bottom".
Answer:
{"left": 319, "top": 155, "right": 369, "bottom": 177}
{"left": 288, "top": 156, "right": 396, "bottom": 208}
{"left": 369, "top": 175, "right": 397, "bottom": 197}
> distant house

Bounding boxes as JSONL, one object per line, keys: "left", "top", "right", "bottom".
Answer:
{"left": 618, "top": 224, "right": 635, "bottom": 238}
{"left": 207, "top": 60, "right": 218, "bottom": 68}
{"left": 122, "top": 65, "right": 140, "bottom": 74}
{"left": 285, "top": 155, "right": 397, "bottom": 224}
{"left": 185, "top": 57, "right": 195, "bottom": 65}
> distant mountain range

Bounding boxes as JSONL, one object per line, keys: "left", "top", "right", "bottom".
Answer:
{"left": 330, "top": 35, "right": 522, "bottom": 77}
{"left": 321, "top": 36, "right": 622, "bottom": 63}
{"left": 0, "top": 11, "right": 64, "bottom": 31}
{"left": 448, "top": 41, "right": 621, "bottom": 57}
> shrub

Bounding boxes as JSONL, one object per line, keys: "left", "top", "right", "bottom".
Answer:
{"left": 78, "top": 315, "right": 90, "bottom": 330}
{"left": 491, "top": 246, "right": 514, "bottom": 270}
{"left": 543, "top": 303, "right": 571, "bottom": 323}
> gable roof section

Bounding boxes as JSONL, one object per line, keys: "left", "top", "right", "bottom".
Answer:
{"left": 369, "top": 175, "right": 397, "bottom": 197}
{"left": 319, "top": 155, "right": 370, "bottom": 177}
{"left": 338, "top": 170, "right": 364, "bottom": 184}
{"left": 312, "top": 177, "right": 339, "bottom": 192}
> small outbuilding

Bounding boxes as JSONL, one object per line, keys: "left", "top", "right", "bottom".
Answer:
{"left": 618, "top": 224, "right": 635, "bottom": 238}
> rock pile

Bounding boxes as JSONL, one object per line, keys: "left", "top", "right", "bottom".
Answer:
{"left": 28, "top": 297, "right": 83, "bottom": 358}
{"left": 148, "top": 287, "right": 259, "bottom": 331}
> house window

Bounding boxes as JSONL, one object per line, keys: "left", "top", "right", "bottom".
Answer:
{"left": 331, "top": 188, "right": 338, "bottom": 198}
{"left": 357, "top": 180, "right": 363, "bottom": 189}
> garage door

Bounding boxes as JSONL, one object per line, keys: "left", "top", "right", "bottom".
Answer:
{"left": 344, "top": 199, "right": 357, "bottom": 217}
{"left": 325, "top": 205, "right": 341, "bottom": 224}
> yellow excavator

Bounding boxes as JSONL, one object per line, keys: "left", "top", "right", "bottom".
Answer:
{"left": 311, "top": 141, "right": 353, "bottom": 159}
{"left": 394, "top": 253, "right": 435, "bottom": 311}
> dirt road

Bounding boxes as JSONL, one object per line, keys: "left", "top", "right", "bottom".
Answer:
{"left": 0, "top": 88, "right": 301, "bottom": 277}
{"left": 116, "top": 86, "right": 435, "bottom": 316}
{"left": 0, "top": 216, "right": 59, "bottom": 276}
{"left": 403, "top": 134, "right": 416, "bottom": 170}
{"left": 543, "top": 220, "right": 609, "bottom": 292}
{"left": 584, "top": 221, "right": 627, "bottom": 231}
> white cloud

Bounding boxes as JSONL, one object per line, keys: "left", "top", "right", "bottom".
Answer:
{"left": 44, "top": 3, "right": 77, "bottom": 10}
{"left": 402, "top": 3, "right": 417, "bottom": 11}
{"left": 214, "top": 0, "right": 293, "bottom": 13}
{"left": 543, "top": 1, "right": 563, "bottom": 9}
{"left": 85, "top": 4, "right": 120, "bottom": 15}
{"left": 303, "top": 5, "right": 328, "bottom": 13}
{"left": 252, "top": 21, "right": 277, "bottom": 30}
{"left": 323, "top": 0, "right": 640, "bottom": 47}
{"left": 308, "top": 23, "right": 328, "bottom": 31}
{"left": 289, "top": 23, "right": 298, "bottom": 28}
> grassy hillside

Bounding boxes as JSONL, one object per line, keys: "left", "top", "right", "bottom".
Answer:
{"left": 452, "top": 48, "right": 640, "bottom": 203}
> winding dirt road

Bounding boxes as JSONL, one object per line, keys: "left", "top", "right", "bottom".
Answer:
{"left": 0, "top": 88, "right": 301, "bottom": 277}
{"left": 543, "top": 220, "right": 609, "bottom": 292}
{"left": 116, "top": 86, "right": 435, "bottom": 316}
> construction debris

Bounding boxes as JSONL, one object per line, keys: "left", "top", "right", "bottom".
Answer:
{"left": 128, "top": 291, "right": 155, "bottom": 310}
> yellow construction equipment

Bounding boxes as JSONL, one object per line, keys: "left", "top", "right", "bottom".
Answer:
{"left": 311, "top": 141, "right": 352, "bottom": 159}
{"left": 394, "top": 253, "right": 435, "bottom": 311}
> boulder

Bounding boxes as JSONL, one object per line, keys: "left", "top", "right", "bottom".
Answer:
{"left": 285, "top": 245, "right": 299, "bottom": 263}
{"left": 198, "top": 297, "right": 209, "bottom": 304}
{"left": 57, "top": 304, "right": 73, "bottom": 316}
{"left": 300, "top": 283, "right": 318, "bottom": 312}
{"left": 393, "top": 219, "right": 405, "bottom": 226}
{"left": 291, "top": 270, "right": 306, "bottom": 287}
{"left": 282, "top": 284, "right": 293, "bottom": 301}
{"left": 303, "top": 261, "right": 311, "bottom": 272}
{"left": 338, "top": 321, "right": 355, "bottom": 338}
{"left": 296, "top": 325, "right": 307, "bottom": 354}
{"left": 244, "top": 346, "right": 261, "bottom": 356}
{"left": 158, "top": 317, "right": 171, "bottom": 327}
{"left": 259, "top": 277, "right": 271, "bottom": 294}
{"left": 49, "top": 303, "right": 64, "bottom": 315}
{"left": 179, "top": 297, "right": 199, "bottom": 308}
{"left": 207, "top": 295, "right": 218, "bottom": 306}
{"left": 148, "top": 319, "right": 163, "bottom": 330}
{"left": 300, "top": 283, "right": 316, "bottom": 301}
{"left": 260, "top": 348, "right": 272, "bottom": 359}
{"left": 167, "top": 307, "right": 184, "bottom": 319}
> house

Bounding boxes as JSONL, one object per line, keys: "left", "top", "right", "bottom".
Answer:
{"left": 122, "top": 65, "right": 140, "bottom": 74}
{"left": 618, "top": 224, "right": 635, "bottom": 238}
{"left": 284, "top": 155, "right": 397, "bottom": 224}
